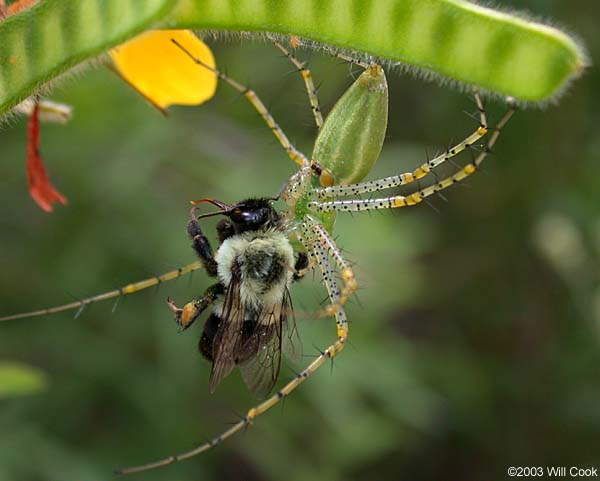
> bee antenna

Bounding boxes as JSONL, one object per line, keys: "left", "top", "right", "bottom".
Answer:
{"left": 189, "top": 199, "right": 233, "bottom": 220}
{"left": 191, "top": 209, "right": 228, "bottom": 221}
{"left": 190, "top": 198, "right": 232, "bottom": 209}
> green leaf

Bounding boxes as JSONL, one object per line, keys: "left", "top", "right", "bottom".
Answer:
{"left": 0, "top": 361, "right": 48, "bottom": 398}
{"left": 0, "top": 0, "right": 588, "bottom": 118}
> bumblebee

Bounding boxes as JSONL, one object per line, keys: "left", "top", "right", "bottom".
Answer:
{"left": 167, "top": 197, "right": 305, "bottom": 398}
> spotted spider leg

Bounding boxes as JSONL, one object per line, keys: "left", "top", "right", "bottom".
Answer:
{"left": 313, "top": 92, "right": 490, "bottom": 200}
{"left": 304, "top": 216, "right": 358, "bottom": 317}
{"left": 308, "top": 102, "right": 515, "bottom": 214}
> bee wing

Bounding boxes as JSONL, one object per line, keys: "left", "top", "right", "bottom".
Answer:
{"left": 237, "top": 294, "right": 289, "bottom": 399}
{"left": 281, "top": 288, "right": 302, "bottom": 364}
{"left": 208, "top": 262, "right": 244, "bottom": 393}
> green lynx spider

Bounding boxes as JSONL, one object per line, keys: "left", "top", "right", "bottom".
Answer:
{"left": 0, "top": 39, "right": 515, "bottom": 473}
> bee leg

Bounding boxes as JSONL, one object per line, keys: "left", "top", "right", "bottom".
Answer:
{"left": 292, "top": 252, "right": 309, "bottom": 282}
{"left": 187, "top": 213, "right": 218, "bottom": 277}
{"left": 216, "top": 218, "right": 235, "bottom": 244}
{"left": 167, "top": 283, "right": 224, "bottom": 332}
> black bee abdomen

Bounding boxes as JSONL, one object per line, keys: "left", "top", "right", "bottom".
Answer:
{"left": 199, "top": 313, "right": 222, "bottom": 362}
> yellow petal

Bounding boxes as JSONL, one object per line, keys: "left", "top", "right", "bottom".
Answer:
{"left": 109, "top": 30, "right": 217, "bottom": 110}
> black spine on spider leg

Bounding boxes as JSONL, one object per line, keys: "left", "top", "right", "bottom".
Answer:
{"left": 187, "top": 217, "right": 218, "bottom": 277}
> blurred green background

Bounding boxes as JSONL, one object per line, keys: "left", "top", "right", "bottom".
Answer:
{"left": 1, "top": 1, "right": 599, "bottom": 480}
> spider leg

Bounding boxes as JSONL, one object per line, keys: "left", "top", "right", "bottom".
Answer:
{"left": 309, "top": 103, "right": 515, "bottom": 213}
{"left": 313, "top": 93, "right": 490, "bottom": 199}
{"left": 305, "top": 217, "right": 357, "bottom": 317}
{"left": 172, "top": 38, "right": 309, "bottom": 168}
{"left": 114, "top": 231, "right": 348, "bottom": 475}
{"left": 270, "top": 36, "right": 323, "bottom": 129}
{"left": 0, "top": 262, "right": 204, "bottom": 322}
{"left": 323, "top": 47, "right": 371, "bottom": 69}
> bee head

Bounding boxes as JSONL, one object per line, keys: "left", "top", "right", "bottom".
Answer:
{"left": 226, "top": 198, "right": 278, "bottom": 232}
{"left": 191, "top": 197, "right": 278, "bottom": 233}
